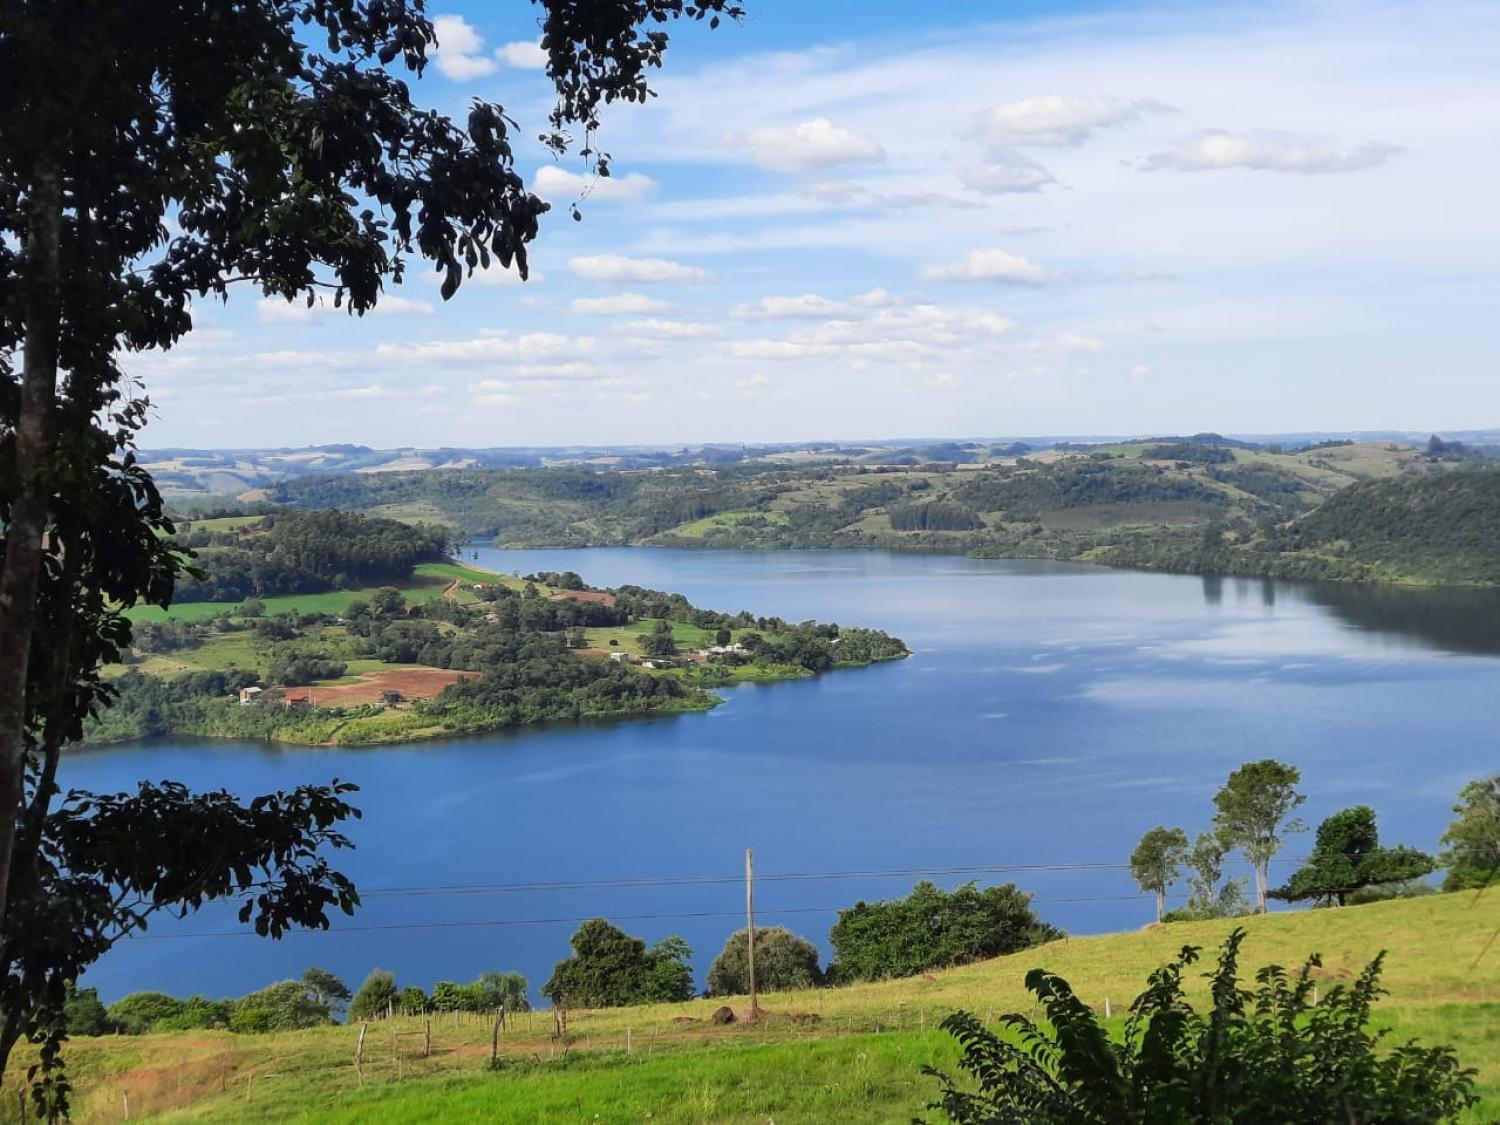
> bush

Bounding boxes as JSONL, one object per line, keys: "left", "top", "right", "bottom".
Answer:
{"left": 349, "top": 969, "right": 398, "bottom": 1020}
{"left": 62, "top": 985, "right": 110, "bottom": 1037}
{"left": 708, "top": 927, "right": 823, "bottom": 996}
{"left": 829, "top": 881, "right": 1060, "bottom": 982}
{"left": 544, "top": 920, "right": 694, "bottom": 1008}
{"left": 106, "top": 992, "right": 186, "bottom": 1035}
{"left": 230, "top": 980, "right": 332, "bottom": 1032}
{"left": 920, "top": 929, "right": 1477, "bottom": 1124}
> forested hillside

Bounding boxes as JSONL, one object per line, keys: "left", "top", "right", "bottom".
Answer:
{"left": 172, "top": 510, "right": 450, "bottom": 602}
{"left": 258, "top": 442, "right": 1500, "bottom": 586}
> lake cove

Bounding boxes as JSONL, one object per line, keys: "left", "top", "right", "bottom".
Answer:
{"left": 66, "top": 549, "right": 1500, "bottom": 1004}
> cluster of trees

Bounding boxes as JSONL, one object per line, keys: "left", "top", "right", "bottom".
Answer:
{"left": 887, "top": 501, "right": 985, "bottom": 532}
{"left": 543, "top": 920, "right": 696, "bottom": 1008}
{"left": 542, "top": 880, "right": 1060, "bottom": 1012}
{"left": 171, "top": 511, "right": 449, "bottom": 602}
{"left": 70, "top": 968, "right": 352, "bottom": 1037}
{"left": 953, "top": 459, "right": 1230, "bottom": 519}
{"left": 1130, "top": 762, "right": 1495, "bottom": 922}
{"left": 1142, "top": 442, "right": 1236, "bottom": 465}
{"left": 349, "top": 969, "right": 530, "bottom": 1020}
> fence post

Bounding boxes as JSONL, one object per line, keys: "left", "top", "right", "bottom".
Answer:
{"left": 627, "top": 1027, "right": 633, "bottom": 1055}
{"left": 424, "top": 1019, "right": 431, "bottom": 1059}
{"left": 355, "top": 1022, "right": 368, "bottom": 1085}
{"left": 123, "top": 1091, "right": 130, "bottom": 1121}
{"left": 491, "top": 1011, "right": 501, "bottom": 1065}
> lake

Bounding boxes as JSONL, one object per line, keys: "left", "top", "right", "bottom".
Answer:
{"left": 65, "top": 549, "right": 1500, "bottom": 1004}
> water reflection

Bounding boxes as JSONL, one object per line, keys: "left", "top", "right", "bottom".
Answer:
{"left": 1303, "top": 581, "right": 1500, "bottom": 657}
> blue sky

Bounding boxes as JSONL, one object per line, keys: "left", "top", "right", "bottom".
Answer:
{"left": 139, "top": 1, "right": 1500, "bottom": 448}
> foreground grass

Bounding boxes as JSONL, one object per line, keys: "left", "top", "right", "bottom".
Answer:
{"left": 15, "top": 892, "right": 1497, "bottom": 1123}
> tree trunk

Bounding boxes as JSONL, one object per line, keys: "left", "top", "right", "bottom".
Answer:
{"left": 0, "top": 152, "right": 64, "bottom": 930}
{"left": 1155, "top": 888, "right": 1165, "bottom": 923}
{"left": 1254, "top": 862, "right": 1268, "bottom": 913}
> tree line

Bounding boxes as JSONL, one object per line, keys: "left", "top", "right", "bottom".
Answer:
{"left": 1129, "top": 761, "right": 1496, "bottom": 922}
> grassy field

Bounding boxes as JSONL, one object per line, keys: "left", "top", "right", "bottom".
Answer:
{"left": 671, "top": 510, "right": 791, "bottom": 538}
{"left": 26, "top": 892, "right": 1499, "bottom": 1123}
{"left": 126, "top": 562, "right": 498, "bottom": 623}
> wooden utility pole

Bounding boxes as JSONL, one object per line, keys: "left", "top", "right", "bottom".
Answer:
{"left": 746, "top": 847, "right": 760, "bottom": 1021}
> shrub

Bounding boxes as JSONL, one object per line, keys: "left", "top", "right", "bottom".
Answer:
{"left": 544, "top": 919, "right": 694, "bottom": 1008}
{"left": 829, "top": 881, "right": 1060, "bottom": 982}
{"left": 708, "top": 927, "right": 823, "bottom": 996}
{"left": 349, "top": 969, "right": 398, "bottom": 1020}
{"left": 920, "top": 929, "right": 1477, "bottom": 1123}
{"left": 106, "top": 992, "right": 186, "bottom": 1035}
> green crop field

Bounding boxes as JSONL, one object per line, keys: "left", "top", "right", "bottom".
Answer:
{"left": 26, "top": 892, "right": 1499, "bottom": 1123}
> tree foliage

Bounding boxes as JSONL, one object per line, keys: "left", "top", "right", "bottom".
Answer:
{"left": 1272, "top": 806, "right": 1435, "bottom": 906}
{"left": 1439, "top": 775, "right": 1500, "bottom": 891}
{"left": 921, "top": 929, "right": 1477, "bottom": 1124}
{"left": 543, "top": 919, "right": 695, "bottom": 1008}
{"left": 1212, "top": 760, "right": 1305, "bottom": 913}
{"left": 0, "top": 0, "right": 737, "bottom": 1108}
{"left": 1129, "top": 826, "right": 1189, "bottom": 923}
{"left": 707, "top": 926, "right": 823, "bottom": 996}
{"left": 829, "top": 881, "right": 1060, "bottom": 983}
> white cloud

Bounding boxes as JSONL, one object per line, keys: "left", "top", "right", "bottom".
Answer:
{"left": 533, "top": 166, "right": 657, "bottom": 204}
{"left": 920, "top": 249, "right": 1053, "bottom": 284}
{"left": 731, "top": 288, "right": 908, "bottom": 321}
{"left": 1057, "top": 332, "right": 1104, "bottom": 352}
{"left": 732, "top": 293, "right": 844, "bottom": 320}
{"left": 1138, "top": 131, "right": 1401, "bottom": 175}
{"left": 959, "top": 148, "right": 1056, "bottom": 195}
{"left": 255, "top": 294, "right": 433, "bottom": 323}
{"left": 734, "top": 118, "right": 885, "bottom": 172}
{"left": 623, "top": 318, "right": 722, "bottom": 338}
{"left": 569, "top": 292, "right": 673, "bottom": 316}
{"left": 378, "top": 331, "right": 592, "bottom": 364}
{"left": 928, "top": 372, "right": 963, "bottom": 390}
{"left": 801, "top": 179, "right": 983, "bottom": 210}
{"left": 975, "top": 95, "right": 1173, "bottom": 147}
{"left": 727, "top": 302, "right": 1014, "bottom": 365}
{"left": 568, "top": 254, "right": 710, "bottom": 284}
{"left": 495, "top": 40, "right": 547, "bottom": 69}
{"left": 431, "top": 15, "right": 496, "bottom": 81}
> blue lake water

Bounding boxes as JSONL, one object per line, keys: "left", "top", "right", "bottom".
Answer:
{"left": 66, "top": 549, "right": 1500, "bottom": 1004}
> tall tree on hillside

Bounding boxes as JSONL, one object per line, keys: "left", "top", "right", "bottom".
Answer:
{"left": 1129, "top": 825, "right": 1190, "bottom": 923}
{"left": 1271, "top": 805, "right": 1435, "bottom": 907}
{"left": 0, "top": 0, "right": 738, "bottom": 1110}
{"left": 1212, "top": 759, "right": 1306, "bottom": 913}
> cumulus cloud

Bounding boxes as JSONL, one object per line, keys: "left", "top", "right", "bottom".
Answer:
{"left": 622, "top": 318, "right": 722, "bottom": 338}
{"left": 256, "top": 294, "right": 433, "bottom": 323}
{"left": 568, "top": 254, "right": 711, "bottom": 284}
{"left": 1137, "top": 131, "right": 1401, "bottom": 174}
{"left": 920, "top": 249, "right": 1053, "bottom": 284}
{"left": 975, "top": 95, "right": 1173, "bottom": 147}
{"left": 533, "top": 166, "right": 656, "bottom": 204}
{"left": 569, "top": 292, "right": 673, "bottom": 316}
{"left": 431, "top": 15, "right": 496, "bottom": 81}
{"left": 495, "top": 40, "right": 547, "bottom": 68}
{"left": 378, "top": 331, "right": 592, "bottom": 364}
{"left": 733, "top": 118, "right": 885, "bottom": 172}
{"left": 731, "top": 288, "right": 908, "bottom": 320}
{"left": 727, "top": 302, "right": 1013, "bottom": 365}
{"left": 959, "top": 148, "right": 1057, "bottom": 194}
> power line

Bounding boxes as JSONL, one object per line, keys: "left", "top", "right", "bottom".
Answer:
{"left": 355, "top": 861, "right": 1144, "bottom": 899}
{"left": 123, "top": 894, "right": 1151, "bottom": 942}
